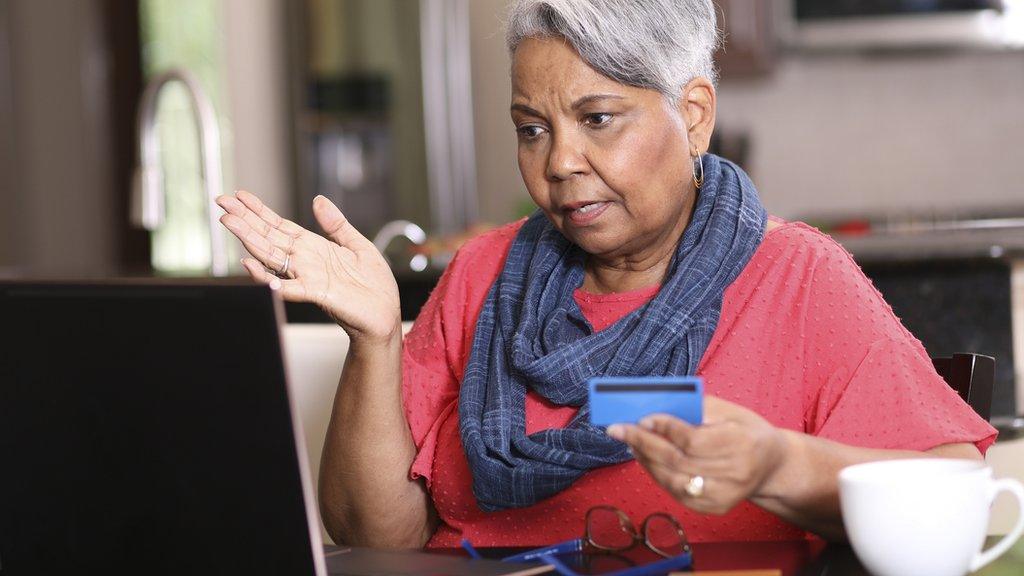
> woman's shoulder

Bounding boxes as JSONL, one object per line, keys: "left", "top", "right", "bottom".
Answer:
{"left": 428, "top": 218, "right": 526, "bottom": 312}
{"left": 439, "top": 219, "right": 526, "bottom": 285}
{"left": 734, "top": 217, "right": 901, "bottom": 340}
{"left": 451, "top": 218, "right": 526, "bottom": 265}
{"left": 758, "top": 218, "right": 860, "bottom": 272}
{"left": 763, "top": 217, "right": 836, "bottom": 250}
{"left": 727, "top": 217, "right": 878, "bottom": 313}
{"left": 409, "top": 219, "right": 527, "bottom": 375}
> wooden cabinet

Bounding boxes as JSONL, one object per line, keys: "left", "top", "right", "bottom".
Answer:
{"left": 715, "top": 0, "right": 778, "bottom": 79}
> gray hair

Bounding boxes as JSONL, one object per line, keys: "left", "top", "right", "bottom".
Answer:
{"left": 505, "top": 0, "right": 721, "bottom": 100}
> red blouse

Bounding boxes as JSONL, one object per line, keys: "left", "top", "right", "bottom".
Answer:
{"left": 400, "top": 219, "right": 996, "bottom": 547}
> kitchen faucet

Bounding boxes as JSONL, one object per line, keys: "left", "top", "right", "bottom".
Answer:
{"left": 372, "top": 220, "right": 428, "bottom": 271}
{"left": 131, "top": 68, "right": 229, "bottom": 277}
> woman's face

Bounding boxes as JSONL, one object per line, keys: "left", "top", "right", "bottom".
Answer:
{"left": 511, "top": 37, "right": 709, "bottom": 262}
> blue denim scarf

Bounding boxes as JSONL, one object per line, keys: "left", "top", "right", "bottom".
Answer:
{"left": 458, "top": 154, "right": 767, "bottom": 511}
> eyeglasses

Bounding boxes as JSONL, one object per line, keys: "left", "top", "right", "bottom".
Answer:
{"left": 462, "top": 505, "right": 692, "bottom": 576}
{"left": 581, "top": 505, "right": 690, "bottom": 558}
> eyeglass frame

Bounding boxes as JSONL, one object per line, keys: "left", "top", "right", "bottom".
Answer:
{"left": 460, "top": 505, "right": 692, "bottom": 576}
{"left": 581, "top": 505, "right": 690, "bottom": 557}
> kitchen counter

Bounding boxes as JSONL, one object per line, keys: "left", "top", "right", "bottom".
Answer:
{"left": 830, "top": 219, "right": 1024, "bottom": 262}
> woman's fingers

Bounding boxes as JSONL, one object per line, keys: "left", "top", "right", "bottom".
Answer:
{"left": 235, "top": 189, "right": 307, "bottom": 236}
{"left": 610, "top": 425, "right": 707, "bottom": 497}
{"left": 219, "top": 192, "right": 357, "bottom": 280}
{"left": 241, "top": 257, "right": 274, "bottom": 284}
{"left": 312, "top": 195, "right": 375, "bottom": 252}
{"left": 221, "top": 213, "right": 290, "bottom": 273}
{"left": 217, "top": 195, "right": 299, "bottom": 251}
{"left": 609, "top": 422, "right": 731, "bottom": 480}
{"left": 235, "top": 190, "right": 280, "bottom": 227}
{"left": 610, "top": 402, "right": 786, "bottom": 515}
{"left": 685, "top": 425, "right": 744, "bottom": 460}
{"left": 643, "top": 414, "right": 740, "bottom": 461}
{"left": 615, "top": 425, "right": 728, "bottom": 475}
{"left": 610, "top": 424, "right": 743, "bottom": 514}
{"left": 700, "top": 396, "right": 739, "bottom": 425}
{"left": 608, "top": 424, "right": 686, "bottom": 468}
{"left": 241, "top": 257, "right": 308, "bottom": 302}
{"left": 639, "top": 414, "right": 696, "bottom": 451}
{"left": 218, "top": 190, "right": 401, "bottom": 337}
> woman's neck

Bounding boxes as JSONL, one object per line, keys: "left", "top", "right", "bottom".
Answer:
{"left": 581, "top": 211, "right": 693, "bottom": 295}
{"left": 581, "top": 253, "right": 673, "bottom": 294}
{"left": 581, "top": 217, "right": 780, "bottom": 295}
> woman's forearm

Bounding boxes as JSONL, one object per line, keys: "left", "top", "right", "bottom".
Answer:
{"left": 751, "top": 431, "right": 983, "bottom": 541}
{"left": 318, "top": 331, "right": 438, "bottom": 548}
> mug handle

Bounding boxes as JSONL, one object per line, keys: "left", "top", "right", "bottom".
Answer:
{"left": 969, "top": 477, "right": 1024, "bottom": 572}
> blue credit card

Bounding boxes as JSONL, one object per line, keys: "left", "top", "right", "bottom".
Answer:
{"left": 588, "top": 376, "right": 703, "bottom": 427}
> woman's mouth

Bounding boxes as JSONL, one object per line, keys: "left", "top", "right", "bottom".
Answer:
{"left": 565, "top": 201, "right": 611, "bottom": 226}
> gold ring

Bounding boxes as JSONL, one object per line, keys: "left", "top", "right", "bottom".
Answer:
{"left": 684, "top": 475, "right": 705, "bottom": 498}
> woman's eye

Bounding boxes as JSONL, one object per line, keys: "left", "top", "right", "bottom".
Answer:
{"left": 584, "top": 113, "right": 613, "bottom": 127}
{"left": 517, "top": 125, "right": 545, "bottom": 139}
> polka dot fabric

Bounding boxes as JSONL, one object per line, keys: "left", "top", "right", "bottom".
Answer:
{"left": 399, "top": 218, "right": 997, "bottom": 547}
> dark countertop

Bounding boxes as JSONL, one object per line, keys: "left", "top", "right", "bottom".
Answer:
{"left": 286, "top": 271, "right": 442, "bottom": 323}
{"left": 326, "top": 537, "right": 1024, "bottom": 576}
{"left": 831, "top": 222, "right": 1024, "bottom": 263}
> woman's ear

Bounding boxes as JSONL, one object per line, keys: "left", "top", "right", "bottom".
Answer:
{"left": 678, "top": 78, "right": 717, "bottom": 156}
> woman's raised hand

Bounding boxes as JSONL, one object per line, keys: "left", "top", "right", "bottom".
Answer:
{"left": 606, "top": 396, "right": 788, "bottom": 515}
{"left": 216, "top": 191, "right": 401, "bottom": 343}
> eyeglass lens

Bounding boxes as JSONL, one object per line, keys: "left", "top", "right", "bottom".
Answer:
{"left": 642, "top": 513, "right": 688, "bottom": 557}
{"left": 585, "top": 506, "right": 638, "bottom": 551}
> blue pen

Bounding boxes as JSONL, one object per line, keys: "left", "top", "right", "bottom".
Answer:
{"left": 501, "top": 538, "right": 584, "bottom": 562}
{"left": 541, "top": 549, "right": 693, "bottom": 576}
{"left": 460, "top": 539, "right": 483, "bottom": 559}
{"left": 461, "top": 538, "right": 585, "bottom": 563}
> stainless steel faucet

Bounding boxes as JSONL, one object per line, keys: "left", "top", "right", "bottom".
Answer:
{"left": 131, "top": 68, "right": 229, "bottom": 277}
{"left": 372, "top": 220, "right": 428, "bottom": 271}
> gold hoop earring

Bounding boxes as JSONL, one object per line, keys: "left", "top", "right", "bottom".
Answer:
{"left": 692, "top": 152, "right": 705, "bottom": 189}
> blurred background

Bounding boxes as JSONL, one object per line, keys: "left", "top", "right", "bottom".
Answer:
{"left": 1, "top": 0, "right": 1023, "bottom": 423}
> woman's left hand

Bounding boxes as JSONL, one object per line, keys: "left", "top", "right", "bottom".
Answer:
{"left": 606, "top": 396, "right": 789, "bottom": 515}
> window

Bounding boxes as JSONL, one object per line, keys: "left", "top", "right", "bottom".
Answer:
{"left": 139, "top": 0, "right": 235, "bottom": 274}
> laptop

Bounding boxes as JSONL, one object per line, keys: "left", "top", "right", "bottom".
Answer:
{"left": 0, "top": 281, "right": 549, "bottom": 576}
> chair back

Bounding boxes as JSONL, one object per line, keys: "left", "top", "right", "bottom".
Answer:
{"left": 932, "top": 353, "right": 995, "bottom": 421}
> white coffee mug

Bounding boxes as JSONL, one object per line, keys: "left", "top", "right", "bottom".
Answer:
{"left": 838, "top": 458, "right": 1024, "bottom": 576}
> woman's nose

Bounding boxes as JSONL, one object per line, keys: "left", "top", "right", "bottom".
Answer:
{"left": 545, "top": 131, "right": 589, "bottom": 181}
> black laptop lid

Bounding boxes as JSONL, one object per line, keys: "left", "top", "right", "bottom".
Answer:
{"left": 0, "top": 282, "right": 322, "bottom": 575}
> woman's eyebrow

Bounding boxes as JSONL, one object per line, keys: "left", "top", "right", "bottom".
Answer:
{"left": 570, "top": 94, "right": 624, "bottom": 109}
{"left": 510, "top": 102, "right": 543, "bottom": 117}
{"left": 510, "top": 94, "right": 625, "bottom": 116}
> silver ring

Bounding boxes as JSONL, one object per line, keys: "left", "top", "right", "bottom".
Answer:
{"left": 684, "top": 475, "right": 705, "bottom": 498}
{"left": 278, "top": 253, "right": 291, "bottom": 277}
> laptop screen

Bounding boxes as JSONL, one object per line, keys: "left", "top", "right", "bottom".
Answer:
{"left": 0, "top": 282, "right": 322, "bottom": 575}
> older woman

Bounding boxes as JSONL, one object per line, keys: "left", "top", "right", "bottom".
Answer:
{"left": 216, "top": 0, "right": 995, "bottom": 549}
